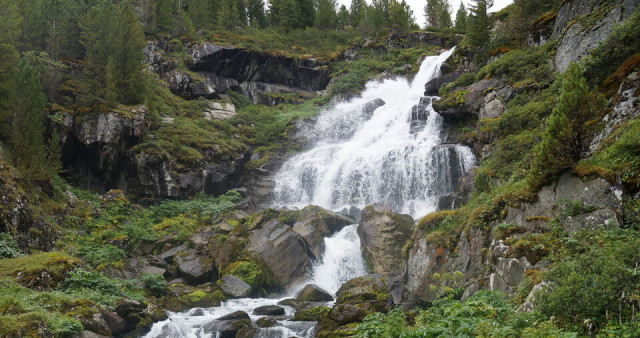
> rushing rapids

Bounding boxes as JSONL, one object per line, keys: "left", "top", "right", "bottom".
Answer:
{"left": 273, "top": 48, "right": 475, "bottom": 219}
{"left": 143, "top": 225, "right": 365, "bottom": 338}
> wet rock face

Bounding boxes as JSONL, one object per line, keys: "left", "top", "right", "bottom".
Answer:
{"left": 357, "top": 205, "right": 414, "bottom": 279}
{"left": 296, "top": 284, "right": 334, "bottom": 302}
{"left": 552, "top": 0, "right": 638, "bottom": 72}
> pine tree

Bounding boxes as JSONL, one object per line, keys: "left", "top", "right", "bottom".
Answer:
{"left": 424, "top": 0, "right": 451, "bottom": 29}
{"left": 0, "top": 0, "right": 22, "bottom": 47}
{"left": 9, "top": 59, "right": 60, "bottom": 182}
{"left": 247, "top": 0, "right": 267, "bottom": 27}
{"left": 337, "top": 5, "right": 350, "bottom": 28}
{"left": 316, "top": 0, "right": 337, "bottom": 30}
{"left": 154, "top": 0, "right": 177, "bottom": 33}
{"left": 529, "top": 62, "right": 605, "bottom": 184}
{"left": 80, "top": 0, "right": 146, "bottom": 105}
{"left": 268, "top": 0, "right": 298, "bottom": 31}
{"left": 467, "top": 0, "right": 492, "bottom": 48}
{"left": 455, "top": 3, "right": 467, "bottom": 30}
{"left": 388, "top": 0, "right": 411, "bottom": 33}
{"left": 187, "top": 0, "right": 216, "bottom": 30}
{"left": 349, "top": 0, "right": 366, "bottom": 28}
{"left": 0, "top": 44, "right": 20, "bottom": 140}
{"left": 297, "top": 0, "right": 315, "bottom": 28}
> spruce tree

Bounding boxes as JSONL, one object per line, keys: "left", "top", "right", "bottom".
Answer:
{"left": 467, "top": 0, "right": 492, "bottom": 48}
{"left": 349, "top": 0, "right": 366, "bottom": 28}
{"left": 337, "top": 5, "right": 350, "bottom": 28}
{"left": 316, "top": 0, "right": 337, "bottom": 30}
{"left": 529, "top": 62, "right": 605, "bottom": 184}
{"left": 388, "top": 0, "right": 411, "bottom": 33}
{"left": 424, "top": 0, "right": 451, "bottom": 29}
{"left": 297, "top": 0, "right": 315, "bottom": 28}
{"left": 455, "top": 3, "right": 467, "bottom": 30}
{"left": 0, "top": 0, "right": 22, "bottom": 47}
{"left": 80, "top": 0, "right": 146, "bottom": 105}
{"left": 9, "top": 60, "right": 60, "bottom": 182}
{"left": 247, "top": 0, "right": 267, "bottom": 27}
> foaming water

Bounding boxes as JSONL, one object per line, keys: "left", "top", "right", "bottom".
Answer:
{"left": 306, "top": 224, "right": 366, "bottom": 295}
{"left": 143, "top": 225, "right": 364, "bottom": 338}
{"left": 273, "top": 48, "right": 475, "bottom": 219}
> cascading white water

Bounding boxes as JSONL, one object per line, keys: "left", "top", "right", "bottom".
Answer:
{"left": 306, "top": 224, "right": 366, "bottom": 295}
{"left": 144, "top": 48, "right": 476, "bottom": 338}
{"left": 273, "top": 48, "right": 476, "bottom": 219}
{"left": 143, "top": 225, "right": 364, "bottom": 338}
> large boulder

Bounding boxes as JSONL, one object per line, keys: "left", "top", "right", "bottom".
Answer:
{"left": 296, "top": 284, "right": 334, "bottom": 302}
{"left": 463, "top": 78, "right": 513, "bottom": 119}
{"left": 329, "top": 275, "right": 389, "bottom": 325}
{"left": 247, "top": 219, "right": 312, "bottom": 288}
{"left": 357, "top": 205, "right": 414, "bottom": 278}
{"left": 218, "top": 275, "right": 252, "bottom": 298}
{"left": 252, "top": 305, "right": 285, "bottom": 316}
{"left": 174, "top": 249, "right": 216, "bottom": 284}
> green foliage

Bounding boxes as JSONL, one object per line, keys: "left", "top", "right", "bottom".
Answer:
{"left": 582, "top": 6, "right": 640, "bottom": 86}
{"left": 0, "top": 233, "right": 23, "bottom": 259}
{"left": 354, "top": 291, "right": 577, "bottom": 337}
{"left": 536, "top": 229, "right": 640, "bottom": 329}
{"left": 528, "top": 62, "right": 606, "bottom": 186}
{"left": 5, "top": 59, "right": 61, "bottom": 182}
{"left": 226, "top": 260, "right": 265, "bottom": 287}
{"left": 455, "top": 3, "right": 468, "bottom": 30}
{"left": 355, "top": 307, "right": 407, "bottom": 337}
{"left": 150, "top": 190, "right": 243, "bottom": 221}
{"left": 79, "top": 244, "right": 127, "bottom": 268}
{"left": 578, "top": 118, "right": 640, "bottom": 189}
{"left": 140, "top": 273, "right": 168, "bottom": 296}
{"left": 467, "top": 0, "right": 491, "bottom": 49}
{"left": 477, "top": 46, "right": 553, "bottom": 85}
{"left": 63, "top": 269, "right": 145, "bottom": 307}
{"left": 425, "top": 0, "right": 452, "bottom": 29}
{"left": 80, "top": 0, "right": 146, "bottom": 105}
{"left": 473, "top": 170, "right": 493, "bottom": 193}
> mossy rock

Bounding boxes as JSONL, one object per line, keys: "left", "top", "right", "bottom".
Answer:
{"left": 335, "top": 275, "right": 388, "bottom": 305}
{"left": 0, "top": 252, "right": 81, "bottom": 290}
{"left": 293, "top": 306, "right": 331, "bottom": 321}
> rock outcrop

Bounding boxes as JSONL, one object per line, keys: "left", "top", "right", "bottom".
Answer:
{"left": 144, "top": 41, "right": 330, "bottom": 106}
{"left": 357, "top": 205, "right": 414, "bottom": 280}
{"left": 403, "top": 171, "right": 624, "bottom": 306}
{"left": 552, "top": 0, "right": 638, "bottom": 72}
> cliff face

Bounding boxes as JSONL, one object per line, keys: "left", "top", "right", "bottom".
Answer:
{"left": 144, "top": 40, "right": 330, "bottom": 106}
{"left": 537, "top": 0, "right": 638, "bottom": 72}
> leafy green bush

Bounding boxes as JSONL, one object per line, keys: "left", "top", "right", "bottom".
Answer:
{"left": 354, "top": 307, "right": 407, "bottom": 337}
{"left": 536, "top": 229, "right": 640, "bottom": 329}
{"left": 0, "top": 233, "right": 23, "bottom": 258}
{"left": 140, "top": 273, "right": 167, "bottom": 296}
{"left": 150, "top": 190, "right": 242, "bottom": 221}
{"left": 473, "top": 171, "right": 493, "bottom": 193}
{"left": 354, "top": 290, "right": 577, "bottom": 337}
{"left": 80, "top": 244, "right": 127, "bottom": 268}
{"left": 63, "top": 269, "right": 144, "bottom": 307}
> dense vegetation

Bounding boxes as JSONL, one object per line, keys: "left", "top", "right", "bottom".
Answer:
{"left": 0, "top": 0, "right": 639, "bottom": 336}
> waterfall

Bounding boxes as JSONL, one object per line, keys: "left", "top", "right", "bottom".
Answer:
{"left": 143, "top": 48, "right": 476, "bottom": 338}
{"left": 273, "top": 48, "right": 476, "bottom": 219}
{"left": 306, "top": 224, "right": 366, "bottom": 295}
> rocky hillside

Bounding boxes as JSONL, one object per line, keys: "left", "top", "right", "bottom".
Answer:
{"left": 0, "top": 0, "right": 639, "bottom": 337}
